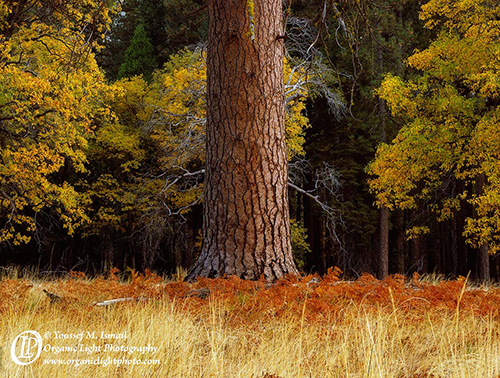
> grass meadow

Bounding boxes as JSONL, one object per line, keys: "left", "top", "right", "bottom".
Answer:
{"left": 1, "top": 267, "right": 500, "bottom": 378}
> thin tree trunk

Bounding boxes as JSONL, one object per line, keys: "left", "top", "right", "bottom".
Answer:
{"left": 303, "top": 171, "right": 324, "bottom": 274}
{"left": 377, "top": 48, "right": 389, "bottom": 278}
{"left": 476, "top": 173, "right": 490, "bottom": 282}
{"left": 187, "top": 0, "right": 297, "bottom": 281}
{"left": 395, "top": 211, "right": 405, "bottom": 274}
{"left": 379, "top": 205, "right": 389, "bottom": 278}
{"left": 411, "top": 235, "right": 422, "bottom": 274}
{"left": 101, "top": 232, "right": 113, "bottom": 273}
{"left": 479, "top": 243, "right": 490, "bottom": 282}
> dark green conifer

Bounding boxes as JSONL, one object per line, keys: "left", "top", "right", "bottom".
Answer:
{"left": 118, "top": 23, "right": 158, "bottom": 81}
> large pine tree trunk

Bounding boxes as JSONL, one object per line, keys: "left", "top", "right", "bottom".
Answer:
{"left": 187, "top": 0, "right": 298, "bottom": 281}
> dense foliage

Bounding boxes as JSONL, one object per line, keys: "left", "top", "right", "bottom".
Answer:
{"left": 1, "top": 0, "right": 500, "bottom": 281}
{"left": 0, "top": 0, "right": 312, "bottom": 273}
{"left": 367, "top": 0, "right": 500, "bottom": 282}
{"left": 0, "top": 0, "right": 113, "bottom": 246}
{"left": 368, "top": 0, "right": 500, "bottom": 250}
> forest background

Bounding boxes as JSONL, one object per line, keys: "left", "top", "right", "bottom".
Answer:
{"left": 1, "top": 0, "right": 499, "bottom": 282}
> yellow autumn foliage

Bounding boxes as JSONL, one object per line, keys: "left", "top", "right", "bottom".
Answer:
{"left": 0, "top": 2, "right": 314, "bottom": 247}
{"left": 112, "top": 49, "right": 312, "bottom": 214}
{"left": 0, "top": 0, "right": 114, "bottom": 244}
{"left": 367, "top": 0, "right": 500, "bottom": 252}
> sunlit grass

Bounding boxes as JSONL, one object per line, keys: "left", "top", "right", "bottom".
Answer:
{"left": 1, "top": 269, "right": 500, "bottom": 377}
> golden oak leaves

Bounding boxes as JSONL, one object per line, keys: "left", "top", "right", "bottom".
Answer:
{"left": 0, "top": 1, "right": 8, "bottom": 29}
{"left": 82, "top": 113, "right": 153, "bottom": 238}
{"left": 0, "top": 28, "right": 313, "bottom": 244}
{"left": 367, "top": 0, "right": 500, "bottom": 252}
{"left": 0, "top": 1, "right": 113, "bottom": 244}
{"left": 135, "top": 50, "right": 310, "bottom": 167}
{"left": 284, "top": 59, "right": 310, "bottom": 159}
{"left": 80, "top": 79, "right": 147, "bottom": 237}
{"left": 112, "top": 49, "right": 312, "bottom": 215}
{"left": 0, "top": 0, "right": 112, "bottom": 37}
{"left": 144, "top": 50, "right": 207, "bottom": 170}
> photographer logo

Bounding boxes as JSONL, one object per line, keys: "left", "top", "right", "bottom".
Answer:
{"left": 11, "top": 331, "right": 43, "bottom": 365}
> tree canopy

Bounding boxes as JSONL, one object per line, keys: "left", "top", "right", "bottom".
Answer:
{"left": 368, "top": 0, "right": 500, "bottom": 252}
{"left": 2, "top": 0, "right": 500, "bottom": 281}
{"left": 0, "top": 0, "right": 114, "bottom": 245}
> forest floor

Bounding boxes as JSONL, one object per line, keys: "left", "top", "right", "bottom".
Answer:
{"left": 1, "top": 267, "right": 500, "bottom": 378}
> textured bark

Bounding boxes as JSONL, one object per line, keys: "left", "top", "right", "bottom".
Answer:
{"left": 187, "top": 0, "right": 298, "bottom": 281}
{"left": 379, "top": 205, "right": 389, "bottom": 278}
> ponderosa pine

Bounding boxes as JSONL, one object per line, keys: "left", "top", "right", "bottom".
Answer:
{"left": 186, "top": 0, "right": 298, "bottom": 281}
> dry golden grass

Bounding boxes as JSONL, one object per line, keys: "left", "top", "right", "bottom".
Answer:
{"left": 1, "top": 267, "right": 500, "bottom": 377}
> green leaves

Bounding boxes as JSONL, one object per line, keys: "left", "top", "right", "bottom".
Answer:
{"left": 118, "top": 24, "right": 158, "bottom": 81}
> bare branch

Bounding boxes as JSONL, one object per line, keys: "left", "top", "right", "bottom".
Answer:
{"left": 161, "top": 168, "right": 205, "bottom": 195}
{"left": 95, "top": 297, "right": 148, "bottom": 307}
{"left": 288, "top": 159, "right": 345, "bottom": 249}
{"left": 164, "top": 193, "right": 203, "bottom": 218}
